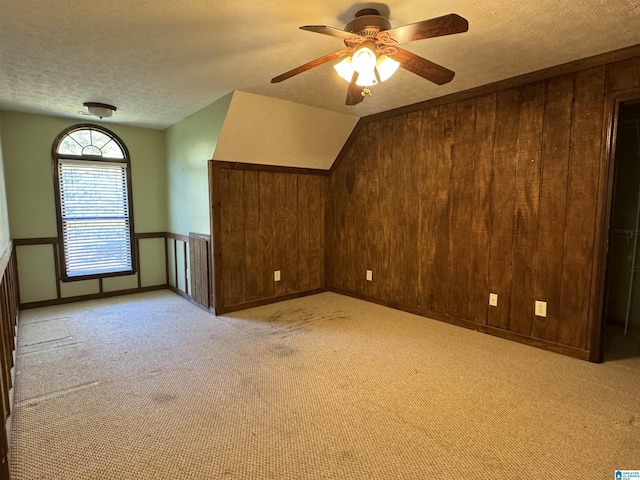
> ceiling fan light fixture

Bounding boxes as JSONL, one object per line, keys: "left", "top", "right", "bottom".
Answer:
{"left": 334, "top": 56, "right": 354, "bottom": 83}
{"left": 376, "top": 55, "right": 400, "bottom": 82}
{"left": 271, "top": 11, "right": 468, "bottom": 106}
{"left": 355, "top": 70, "right": 378, "bottom": 87}
{"left": 351, "top": 46, "right": 377, "bottom": 75}
{"left": 83, "top": 102, "right": 117, "bottom": 119}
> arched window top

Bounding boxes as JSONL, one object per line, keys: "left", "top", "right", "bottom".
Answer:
{"left": 51, "top": 124, "right": 135, "bottom": 280}
{"left": 54, "top": 125, "right": 126, "bottom": 159}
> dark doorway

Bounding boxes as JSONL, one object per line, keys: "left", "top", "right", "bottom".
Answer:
{"left": 603, "top": 101, "right": 640, "bottom": 361}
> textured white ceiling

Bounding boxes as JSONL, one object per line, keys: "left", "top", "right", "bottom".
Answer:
{"left": 1, "top": 0, "right": 640, "bottom": 130}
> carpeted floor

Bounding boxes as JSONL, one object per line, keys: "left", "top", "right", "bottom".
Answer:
{"left": 9, "top": 290, "right": 640, "bottom": 479}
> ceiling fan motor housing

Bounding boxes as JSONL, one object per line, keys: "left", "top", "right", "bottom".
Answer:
{"left": 345, "top": 9, "right": 391, "bottom": 36}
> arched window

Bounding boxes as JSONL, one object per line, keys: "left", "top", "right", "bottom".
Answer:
{"left": 52, "top": 125, "right": 136, "bottom": 281}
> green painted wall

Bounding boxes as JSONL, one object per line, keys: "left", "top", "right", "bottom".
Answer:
{"left": 0, "top": 110, "right": 168, "bottom": 303}
{"left": 0, "top": 122, "right": 11, "bottom": 253}
{"left": 164, "top": 92, "right": 233, "bottom": 236}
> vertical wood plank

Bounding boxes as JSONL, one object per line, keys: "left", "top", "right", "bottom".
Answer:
{"left": 284, "top": 174, "right": 299, "bottom": 294}
{"left": 258, "top": 171, "right": 275, "bottom": 299}
{"left": 331, "top": 161, "right": 348, "bottom": 290}
{"left": 172, "top": 239, "right": 178, "bottom": 290}
{"left": 244, "top": 171, "right": 261, "bottom": 301}
{"left": 324, "top": 170, "right": 335, "bottom": 290}
{"left": 378, "top": 118, "right": 395, "bottom": 301}
{"left": 432, "top": 104, "right": 456, "bottom": 314}
{"left": 400, "top": 112, "right": 421, "bottom": 308}
{"left": 209, "top": 162, "right": 223, "bottom": 311}
{"left": 353, "top": 131, "right": 369, "bottom": 295}
{"left": 204, "top": 237, "right": 211, "bottom": 307}
{"left": 449, "top": 99, "right": 477, "bottom": 320}
{"left": 309, "top": 175, "right": 324, "bottom": 289}
{"left": 470, "top": 93, "right": 497, "bottom": 324}
{"left": 196, "top": 237, "right": 204, "bottom": 306}
{"left": 417, "top": 107, "right": 439, "bottom": 312}
{"left": 220, "top": 169, "right": 246, "bottom": 306}
{"left": 188, "top": 233, "right": 211, "bottom": 308}
{"left": 558, "top": 67, "right": 606, "bottom": 348}
{"left": 189, "top": 234, "right": 197, "bottom": 302}
{"left": 343, "top": 143, "right": 359, "bottom": 293}
{"left": 272, "top": 173, "right": 287, "bottom": 297}
{"left": 197, "top": 237, "right": 204, "bottom": 303}
{"left": 487, "top": 88, "right": 521, "bottom": 329}
{"left": 509, "top": 81, "right": 546, "bottom": 335}
{"left": 318, "top": 176, "right": 326, "bottom": 287}
{"left": 365, "top": 123, "right": 383, "bottom": 299}
{"left": 183, "top": 241, "right": 189, "bottom": 295}
{"left": 0, "top": 284, "right": 10, "bottom": 415}
{"left": 531, "top": 74, "right": 574, "bottom": 341}
{"left": 389, "top": 116, "right": 407, "bottom": 303}
{"left": 297, "top": 175, "right": 311, "bottom": 292}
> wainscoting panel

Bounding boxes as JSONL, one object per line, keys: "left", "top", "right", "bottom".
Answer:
{"left": 189, "top": 233, "right": 211, "bottom": 309}
{"left": 210, "top": 162, "right": 327, "bottom": 313}
{"left": 15, "top": 233, "right": 201, "bottom": 309}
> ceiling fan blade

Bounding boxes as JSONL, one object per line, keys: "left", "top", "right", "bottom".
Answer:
{"left": 271, "top": 48, "right": 351, "bottom": 83}
{"left": 393, "top": 47, "right": 455, "bottom": 85}
{"left": 345, "top": 72, "right": 363, "bottom": 106}
{"left": 383, "top": 14, "right": 469, "bottom": 44}
{"left": 300, "top": 25, "right": 357, "bottom": 39}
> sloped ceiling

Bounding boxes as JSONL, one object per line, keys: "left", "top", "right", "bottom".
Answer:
{"left": 1, "top": 1, "right": 640, "bottom": 129}
{"left": 213, "top": 91, "right": 358, "bottom": 169}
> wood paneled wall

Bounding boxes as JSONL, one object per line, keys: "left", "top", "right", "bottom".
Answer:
{"left": 210, "top": 162, "right": 327, "bottom": 313}
{"left": 0, "top": 242, "right": 19, "bottom": 479}
{"left": 329, "top": 57, "right": 640, "bottom": 360}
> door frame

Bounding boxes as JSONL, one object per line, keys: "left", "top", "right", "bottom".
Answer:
{"left": 590, "top": 87, "right": 640, "bottom": 362}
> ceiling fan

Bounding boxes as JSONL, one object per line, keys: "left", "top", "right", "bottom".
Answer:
{"left": 271, "top": 9, "right": 469, "bottom": 105}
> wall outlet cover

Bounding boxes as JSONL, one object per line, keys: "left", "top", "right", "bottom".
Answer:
{"left": 489, "top": 293, "right": 498, "bottom": 307}
{"left": 274, "top": 270, "right": 281, "bottom": 282}
{"left": 366, "top": 270, "right": 373, "bottom": 281}
{"left": 535, "top": 300, "right": 547, "bottom": 317}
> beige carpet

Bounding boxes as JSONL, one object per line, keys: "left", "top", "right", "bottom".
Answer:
{"left": 9, "top": 290, "right": 640, "bottom": 479}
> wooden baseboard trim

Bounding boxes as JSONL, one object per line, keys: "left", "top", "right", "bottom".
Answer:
{"left": 166, "top": 285, "right": 215, "bottom": 314}
{"left": 168, "top": 285, "right": 190, "bottom": 300}
{"left": 216, "top": 288, "right": 329, "bottom": 315}
{"left": 20, "top": 285, "right": 167, "bottom": 310}
{"left": 329, "top": 287, "right": 591, "bottom": 361}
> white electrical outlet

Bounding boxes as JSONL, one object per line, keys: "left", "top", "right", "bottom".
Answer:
{"left": 535, "top": 301, "right": 547, "bottom": 317}
{"left": 274, "top": 270, "right": 281, "bottom": 282}
{"left": 366, "top": 270, "right": 373, "bottom": 281}
{"left": 489, "top": 293, "right": 498, "bottom": 307}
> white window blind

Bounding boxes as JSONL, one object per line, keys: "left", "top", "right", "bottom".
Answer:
{"left": 58, "top": 159, "right": 132, "bottom": 277}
